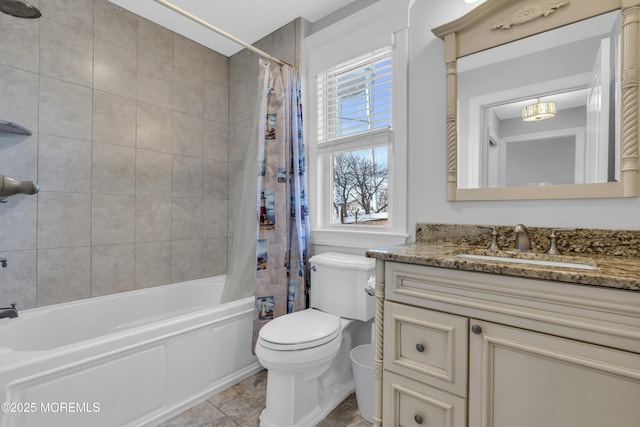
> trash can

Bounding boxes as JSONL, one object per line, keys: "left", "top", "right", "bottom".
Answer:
{"left": 350, "top": 343, "right": 374, "bottom": 423}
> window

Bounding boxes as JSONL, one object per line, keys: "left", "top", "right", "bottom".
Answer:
{"left": 316, "top": 47, "right": 393, "bottom": 227}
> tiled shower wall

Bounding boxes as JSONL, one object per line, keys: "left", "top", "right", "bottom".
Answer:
{"left": 0, "top": 0, "right": 230, "bottom": 308}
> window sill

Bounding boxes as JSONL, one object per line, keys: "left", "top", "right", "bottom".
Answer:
{"left": 311, "top": 228, "right": 408, "bottom": 250}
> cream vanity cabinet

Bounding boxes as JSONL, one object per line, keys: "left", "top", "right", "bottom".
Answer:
{"left": 378, "top": 261, "right": 640, "bottom": 427}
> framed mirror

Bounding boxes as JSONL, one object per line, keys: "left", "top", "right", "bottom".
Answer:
{"left": 432, "top": 0, "right": 640, "bottom": 201}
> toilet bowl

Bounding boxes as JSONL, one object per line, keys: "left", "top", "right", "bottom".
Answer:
{"left": 255, "top": 253, "right": 375, "bottom": 427}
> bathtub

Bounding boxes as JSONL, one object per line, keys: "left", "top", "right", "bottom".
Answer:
{"left": 0, "top": 275, "right": 261, "bottom": 427}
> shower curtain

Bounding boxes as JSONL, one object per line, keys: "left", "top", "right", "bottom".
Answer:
{"left": 252, "top": 63, "right": 310, "bottom": 349}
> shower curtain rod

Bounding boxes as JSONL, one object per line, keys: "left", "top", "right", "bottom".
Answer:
{"left": 153, "top": 0, "right": 289, "bottom": 67}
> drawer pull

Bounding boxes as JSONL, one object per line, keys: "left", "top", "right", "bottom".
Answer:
{"left": 414, "top": 414, "right": 424, "bottom": 424}
{"left": 415, "top": 343, "right": 425, "bottom": 352}
{"left": 471, "top": 324, "right": 483, "bottom": 335}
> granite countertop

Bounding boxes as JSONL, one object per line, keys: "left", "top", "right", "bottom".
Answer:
{"left": 366, "top": 235, "right": 640, "bottom": 292}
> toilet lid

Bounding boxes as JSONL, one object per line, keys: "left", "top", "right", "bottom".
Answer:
{"left": 258, "top": 309, "right": 341, "bottom": 351}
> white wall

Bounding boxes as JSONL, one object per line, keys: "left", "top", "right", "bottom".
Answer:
{"left": 407, "top": 0, "right": 640, "bottom": 241}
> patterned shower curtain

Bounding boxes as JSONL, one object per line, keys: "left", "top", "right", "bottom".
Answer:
{"left": 252, "top": 64, "right": 310, "bottom": 349}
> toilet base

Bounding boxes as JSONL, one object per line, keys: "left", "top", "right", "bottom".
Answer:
{"left": 258, "top": 320, "right": 357, "bottom": 427}
{"left": 259, "top": 373, "right": 354, "bottom": 427}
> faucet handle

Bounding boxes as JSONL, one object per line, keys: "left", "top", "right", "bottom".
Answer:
{"left": 545, "top": 228, "right": 576, "bottom": 255}
{"left": 478, "top": 226, "right": 500, "bottom": 251}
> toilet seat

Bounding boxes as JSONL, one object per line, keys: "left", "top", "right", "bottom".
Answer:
{"left": 258, "top": 309, "right": 341, "bottom": 351}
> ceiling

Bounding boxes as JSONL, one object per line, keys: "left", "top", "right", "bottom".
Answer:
{"left": 108, "top": 0, "right": 357, "bottom": 57}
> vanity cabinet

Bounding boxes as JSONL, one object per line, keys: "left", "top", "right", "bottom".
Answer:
{"left": 377, "top": 261, "right": 640, "bottom": 427}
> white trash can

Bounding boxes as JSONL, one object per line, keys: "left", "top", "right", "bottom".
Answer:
{"left": 350, "top": 343, "right": 373, "bottom": 423}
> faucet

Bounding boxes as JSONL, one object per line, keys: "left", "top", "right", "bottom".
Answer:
{"left": 513, "top": 224, "right": 531, "bottom": 251}
{"left": 0, "top": 303, "right": 18, "bottom": 319}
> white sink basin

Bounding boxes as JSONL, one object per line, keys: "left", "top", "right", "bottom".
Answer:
{"left": 455, "top": 253, "right": 597, "bottom": 270}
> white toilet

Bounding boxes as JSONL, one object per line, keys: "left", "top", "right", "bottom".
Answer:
{"left": 255, "top": 252, "right": 375, "bottom": 427}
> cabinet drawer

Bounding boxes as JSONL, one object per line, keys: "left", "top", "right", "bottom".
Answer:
{"left": 384, "top": 301, "right": 468, "bottom": 397}
{"left": 383, "top": 371, "right": 466, "bottom": 427}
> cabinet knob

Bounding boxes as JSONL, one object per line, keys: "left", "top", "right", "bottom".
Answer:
{"left": 416, "top": 343, "right": 425, "bottom": 352}
{"left": 471, "top": 324, "right": 483, "bottom": 335}
{"left": 414, "top": 414, "right": 423, "bottom": 424}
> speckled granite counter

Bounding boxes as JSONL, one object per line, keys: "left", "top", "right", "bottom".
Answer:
{"left": 366, "top": 224, "right": 640, "bottom": 292}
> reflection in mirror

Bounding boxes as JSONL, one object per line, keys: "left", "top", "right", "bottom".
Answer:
{"left": 457, "top": 10, "right": 621, "bottom": 189}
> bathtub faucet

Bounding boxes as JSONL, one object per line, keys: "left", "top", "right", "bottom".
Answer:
{"left": 0, "top": 303, "right": 18, "bottom": 319}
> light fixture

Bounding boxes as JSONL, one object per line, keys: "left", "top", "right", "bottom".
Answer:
{"left": 522, "top": 98, "right": 556, "bottom": 121}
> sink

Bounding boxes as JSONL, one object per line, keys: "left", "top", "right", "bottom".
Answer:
{"left": 454, "top": 252, "right": 597, "bottom": 270}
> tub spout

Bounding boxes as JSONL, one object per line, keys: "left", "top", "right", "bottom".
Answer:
{"left": 0, "top": 303, "right": 18, "bottom": 319}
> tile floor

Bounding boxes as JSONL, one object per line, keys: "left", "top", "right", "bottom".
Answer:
{"left": 157, "top": 369, "right": 371, "bottom": 427}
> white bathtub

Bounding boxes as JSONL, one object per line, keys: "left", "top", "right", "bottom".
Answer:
{"left": 0, "top": 275, "right": 261, "bottom": 427}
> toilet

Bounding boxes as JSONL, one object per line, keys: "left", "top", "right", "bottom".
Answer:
{"left": 255, "top": 252, "right": 375, "bottom": 427}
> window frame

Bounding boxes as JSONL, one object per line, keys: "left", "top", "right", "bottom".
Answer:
{"left": 307, "top": 12, "right": 408, "bottom": 249}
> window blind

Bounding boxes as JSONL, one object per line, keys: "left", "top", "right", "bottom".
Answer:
{"left": 317, "top": 47, "right": 393, "bottom": 143}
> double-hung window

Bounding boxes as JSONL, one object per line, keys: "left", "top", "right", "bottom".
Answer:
{"left": 316, "top": 47, "right": 394, "bottom": 228}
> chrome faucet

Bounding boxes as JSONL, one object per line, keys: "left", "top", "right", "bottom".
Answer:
{"left": 0, "top": 303, "right": 18, "bottom": 319}
{"left": 513, "top": 224, "right": 531, "bottom": 251}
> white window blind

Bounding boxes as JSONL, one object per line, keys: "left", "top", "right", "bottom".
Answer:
{"left": 317, "top": 47, "right": 393, "bottom": 143}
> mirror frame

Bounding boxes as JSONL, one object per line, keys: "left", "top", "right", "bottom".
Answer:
{"left": 432, "top": 0, "right": 640, "bottom": 201}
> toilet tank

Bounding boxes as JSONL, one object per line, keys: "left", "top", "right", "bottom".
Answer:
{"left": 309, "top": 252, "right": 375, "bottom": 321}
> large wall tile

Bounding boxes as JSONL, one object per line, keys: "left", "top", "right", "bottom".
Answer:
{"left": 204, "top": 81, "right": 229, "bottom": 124}
{"left": 135, "top": 241, "right": 171, "bottom": 288}
{"left": 172, "top": 198, "right": 203, "bottom": 240}
{"left": 40, "top": 0, "right": 94, "bottom": 34}
{"left": 0, "top": 133, "right": 37, "bottom": 183}
{"left": 136, "top": 102, "right": 173, "bottom": 153}
{"left": 138, "top": 18, "right": 173, "bottom": 67}
{"left": 0, "top": 250, "right": 37, "bottom": 309}
{"left": 0, "top": 11, "right": 39, "bottom": 72}
{"left": 37, "top": 246, "right": 91, "bottom": 306}
{"left": 37, "top": 192, "right": 91, "bottom": 249}
{"left": 94, "top": 0, "right": 138, "bottom": 52}
{"left": 229, "top": 119, "right": 253, "bottom": 162}
{"left": 203, "top": 159, "right": 228, "bottom": 200}
{"left": 92, "top": 142, "right": 135, "bottom": 195}
{"left": 171, "top": 239, "right": 202, "bottom": 282}
{"left": 173, "top": 68, "right": 204, "bottom": 118}
{"left": 39, "top": 18, "right": 93, "bottom": 86}
{"left": 203, "top": 199, "right": 228, "bottom": 238}
{"left": 92, "top": 194, "right": 135, "bottom": 245}
{"left": 174, "top": 34, "right": 204, "bottom": 73}
{"left": 0, "top": 65, "right": 39, "bottom": 132}
{"left": 94, "top": 38, "right": 137, "bottom": 99}
{"left": 172, "top": 155, "right": 203, "bottom": 198}
{"left": 204, "top": 119, "right": 229, "bottom": 161}
{"left": 91, "top": 243, "right": 135, "bottom": 296}
{"left": 135, "top": 196, "right": 172, "bottom": 242}
{"left": 203, "top": 238, "right": 227, "bottom": 277}
{"left": 38, "top": 134, "right": 91, "bottom": 193}
{"left": 173, "top": 112, "right": 204, "bottom": 157}
{"left": 204, "top": 50, "right": 229, "bottom": 85}
{"left": 39, "top": 76, "right": 92, "bottom": 140}
{"left": 137, "top": 54, "right": 173, "bottom": 110}
{"left": 93, "top": 91, "right": 136, "bottom": 146}
{"left": 0, "top": 196, "right": 37, "bottom": 251}
{"left": 136, "top": 149, "right": 172, "bottom": 196}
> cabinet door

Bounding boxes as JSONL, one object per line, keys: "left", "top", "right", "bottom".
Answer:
{"left": 384, "top": 371, "right": 466, "bottom": 427}
{"left": 469, "top": 320, "right": 640, "bottom": 427}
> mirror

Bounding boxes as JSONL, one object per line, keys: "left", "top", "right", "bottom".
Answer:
{"left": 432, "top": 0, "right": 640, "bottom": 200}
{"left": 458, "top": 11, "right": 620, "bottom": 189}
